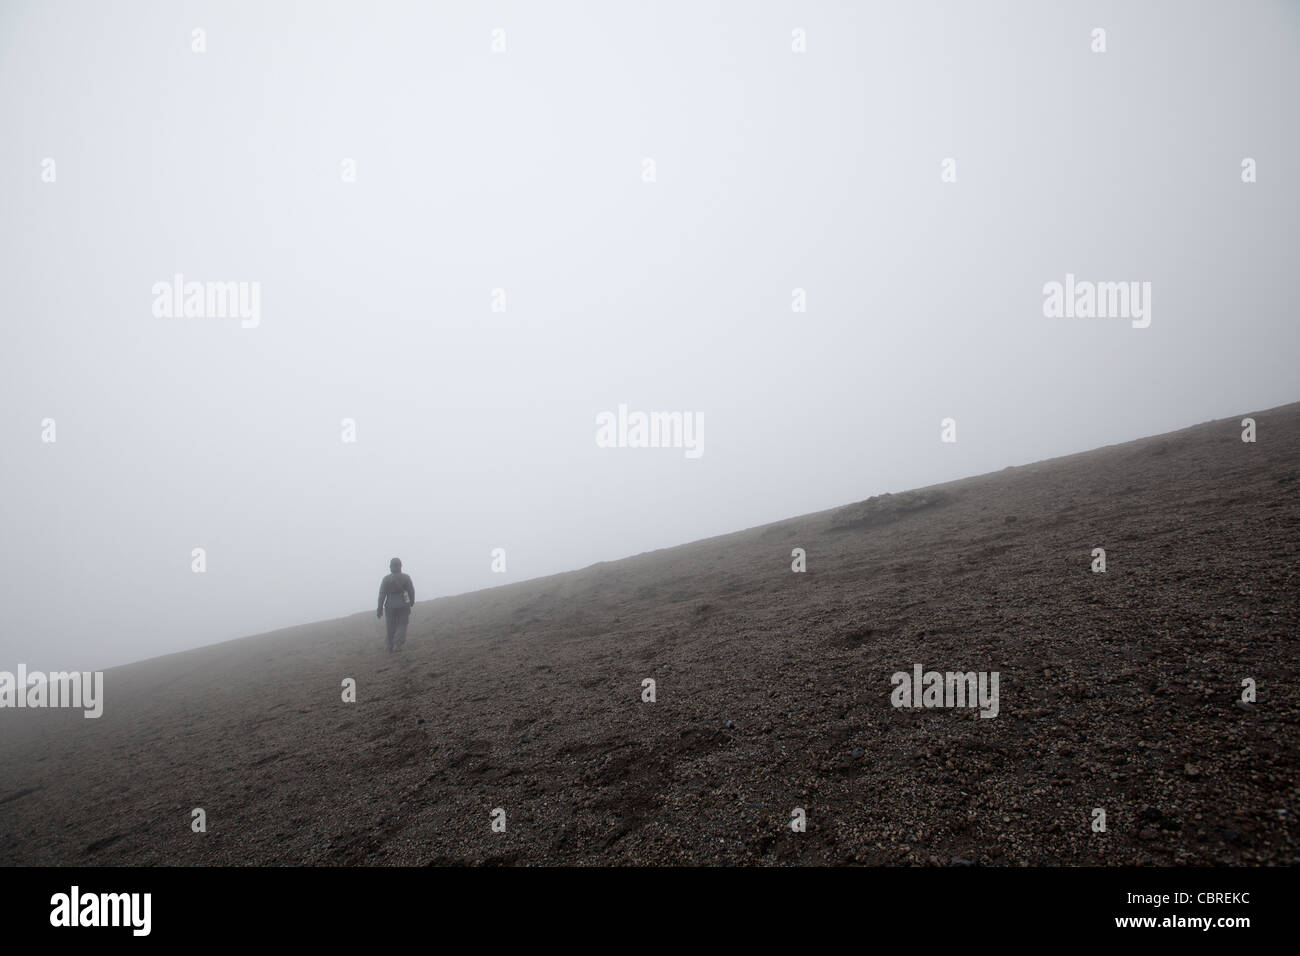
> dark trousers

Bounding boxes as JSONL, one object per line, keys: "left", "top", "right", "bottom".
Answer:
{"left": 384, "top": 606, "right": 410, "bottom": 650}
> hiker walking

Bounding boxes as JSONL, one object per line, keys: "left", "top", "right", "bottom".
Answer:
{"left": 376, "top": 557, "right": 415, "bottom": 653}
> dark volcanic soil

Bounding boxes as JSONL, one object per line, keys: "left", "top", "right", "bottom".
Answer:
{"left": 1, "top": 405, "right": 1297, "bottom": 866}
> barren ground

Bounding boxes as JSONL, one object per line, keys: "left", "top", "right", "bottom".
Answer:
{"left": 2, "top": 405, "right": 1297, "bottom": 865}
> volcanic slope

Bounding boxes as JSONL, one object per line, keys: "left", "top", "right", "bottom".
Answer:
{"left": 1, "top": 405, "right": 1296, "bottom": 865}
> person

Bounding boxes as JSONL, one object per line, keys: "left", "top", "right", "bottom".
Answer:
{"left": 376, "top": 558, "right": 415, "bottom": 653}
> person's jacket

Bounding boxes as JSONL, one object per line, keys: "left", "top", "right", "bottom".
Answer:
{"left": 377, "top": 572, "right": 415, "bottom": 613}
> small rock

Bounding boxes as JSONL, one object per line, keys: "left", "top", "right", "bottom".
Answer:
{"left": 851, "top": 747, "right": 864, "bottom": 760}
{"left": 1184, "top": 763, "right": 1201, "bottom": 778}
{"left": 950, "top": 856, "right": 974, "bottom": 867}
{"left": 1234, "top": 701, "right": 1255, "bottom": 712}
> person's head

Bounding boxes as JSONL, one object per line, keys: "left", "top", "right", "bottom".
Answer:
{"left": 389, "top": 557, "right": 402, "bottom": 573}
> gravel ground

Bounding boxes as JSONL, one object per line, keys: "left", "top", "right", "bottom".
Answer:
{"left": 1, "top": 404, "right": 1296, "bottom": 866}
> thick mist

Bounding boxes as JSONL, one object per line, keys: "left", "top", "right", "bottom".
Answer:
{"left": 1, "top": 0, "right": 1296, "bottom": 671}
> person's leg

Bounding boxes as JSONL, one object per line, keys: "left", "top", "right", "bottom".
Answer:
{"left": 385, "top": 607, "right": 397, "bottom": 652}
{"left": 393, "top": 607, "right": 409, "bottom": 649}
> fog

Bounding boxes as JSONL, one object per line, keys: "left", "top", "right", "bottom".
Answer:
{"left": 1, "top": 0, "right": 1296, "bottom": 672}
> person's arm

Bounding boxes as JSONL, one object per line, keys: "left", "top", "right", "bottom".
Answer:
{"left": 405, "top": 575, "right": 415, "bottom": 608}
{"left": 377, "top": 576, "right": 388, "bottom": 616}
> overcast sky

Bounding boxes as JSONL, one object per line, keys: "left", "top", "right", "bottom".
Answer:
{"left": 1, "top": 0, "right": 1296, "bottom": 671}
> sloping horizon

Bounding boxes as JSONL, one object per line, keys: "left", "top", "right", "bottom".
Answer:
{"left": 84, "top": 396, "right": 1296, "bottom": 675}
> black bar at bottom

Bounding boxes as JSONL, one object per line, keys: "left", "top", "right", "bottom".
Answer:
{"left": 0, "top": 865, "right": 1281, "bottom": 943}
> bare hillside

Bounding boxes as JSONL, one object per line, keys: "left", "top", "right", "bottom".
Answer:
{"left": 2, "top": 406, "right": 1297, "bottom": 865}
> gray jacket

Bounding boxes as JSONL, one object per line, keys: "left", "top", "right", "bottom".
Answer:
{"left": 377, "top": 572, "right": 415, "bottom": 613}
